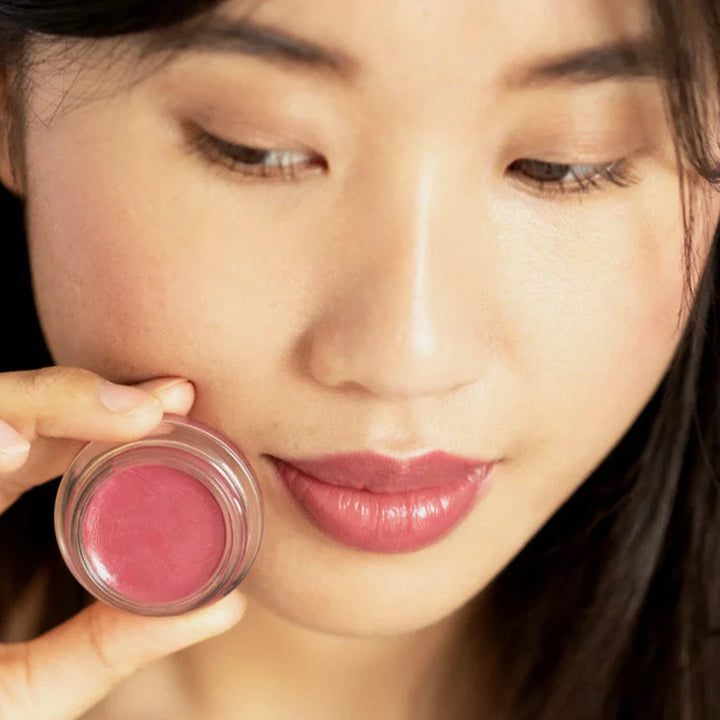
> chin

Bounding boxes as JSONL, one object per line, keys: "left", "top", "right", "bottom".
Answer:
{"left": 240, "top": 526, "right": 488, "bottom": 638}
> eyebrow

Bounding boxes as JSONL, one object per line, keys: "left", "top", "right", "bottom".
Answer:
{"left": 173, "top": 17, "right": 660, "bottom": 88}
{"left": 507, "top": 36, "right": 661, "bottom": 88}
{"left": 173, "top": 16, "right": 356, "bottom": 78}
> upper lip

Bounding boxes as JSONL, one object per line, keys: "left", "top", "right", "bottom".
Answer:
{"left": 273, "top": 452, "right": 496, "bottom": 493}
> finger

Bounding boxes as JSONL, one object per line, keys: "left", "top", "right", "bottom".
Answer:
{"left": 0, "top": 591, "right": 245, "bottom": 720}
{"left": 0, "top": 367, "right": 174, "bottom": 444}
{"left": 0, "top": 372, "right": 195, "bottom": 510}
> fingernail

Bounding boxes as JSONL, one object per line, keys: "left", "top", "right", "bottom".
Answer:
{"left": 99, "top": 381, "right": 157, "bottom": 414}
{"left": 0, "top": 419, "right": 31, "bottom": 456}
{"left": 153, "top": 379, "right": 194, "bottom": 403}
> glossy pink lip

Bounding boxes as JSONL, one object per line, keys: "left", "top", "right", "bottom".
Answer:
{"left": 271, "top": 452, "right": 495, "bottom": 553}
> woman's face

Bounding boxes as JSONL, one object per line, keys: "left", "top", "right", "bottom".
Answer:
{"left": 2, "top": 0, "right": 719, "bottom": 635}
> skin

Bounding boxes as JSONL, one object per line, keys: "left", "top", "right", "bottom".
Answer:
{"left": 2, "top": 0, "right": 720, "bottom": 717}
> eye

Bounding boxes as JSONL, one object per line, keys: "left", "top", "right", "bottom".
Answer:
{"left": 507, "top": 158, "right": 639, "bottom": 196}
{"left": 190, "top": 128, "right": 327, "bottom": 181}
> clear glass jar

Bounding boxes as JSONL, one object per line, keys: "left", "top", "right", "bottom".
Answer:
{"left": 55, "top": 413, "right": 263, "bottom": 616}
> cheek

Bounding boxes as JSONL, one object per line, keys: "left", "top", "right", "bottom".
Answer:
{"left": 532, "top": 266, "right": 678, "bottom": 460}
{"left": 26, "top": 175, "right": 199, "bottom": 375}
{"left": 467, "top": 193, "right": 714, "bottom": 566}
{"left": 502, "top": 193, "right": 708, "bottom": 488}
{"left": 23, "top": 131, "right": 303, "bottom": 383}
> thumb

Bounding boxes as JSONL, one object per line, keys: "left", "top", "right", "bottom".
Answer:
{"left": 1, "top": 591, "right": 245, "bottom": 720}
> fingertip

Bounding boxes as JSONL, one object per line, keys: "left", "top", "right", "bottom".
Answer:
{"left": 190, "top": 590, "right": 247, "bottom": 634}
{"left": 219, "top": 590, "right": 248, "bottom": 623}
{"left": 0, "top": 418, "right": 31, "bottom": 471}
{"left": 158, "top": 381, "right": 195, "bottom": 415}
{"left": 134, "top": 379, "right": 195, "bottom": 415}
{"left": 0, "top": 444, "right": 29, "bottom": 473}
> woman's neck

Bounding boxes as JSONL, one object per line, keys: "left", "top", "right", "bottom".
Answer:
{"left": 175, "top": 594, "right": 484, "bottom": 720}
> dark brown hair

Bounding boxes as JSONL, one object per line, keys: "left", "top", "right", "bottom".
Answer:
{"left": 1, "top": 1, "right": 719, "bottom": 718}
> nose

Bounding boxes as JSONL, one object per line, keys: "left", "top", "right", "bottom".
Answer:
{"left": 304, "top": 152, "right": 490, "bottom": 400}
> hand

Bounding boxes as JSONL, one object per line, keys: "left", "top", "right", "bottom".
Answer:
{"left": 0, "top": 367, "right": 245, "bottom": 720}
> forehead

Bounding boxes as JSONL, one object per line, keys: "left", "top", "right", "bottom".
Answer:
{"left": 220, "top": 0, "right": 651, "bottom": 60}
{"left": 163, "top": 0, "right": 656, "bottom": 120}
{"left": 194, "top": 0, "right": 655, "bottom": 105}
{"left": 20, "top": 0, "right": 656, "bottom": 131}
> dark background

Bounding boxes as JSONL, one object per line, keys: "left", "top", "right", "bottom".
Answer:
{"left": 0, "top": 186, "right": 52, "bottom": 372}
{"left": 1, "top": 182, "right": 53, "bottom": 373}
{"left": 1, "top": 182, "right": 83, "bottom": 631}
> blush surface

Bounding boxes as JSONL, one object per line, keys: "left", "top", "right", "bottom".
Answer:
{"left": 81, "top": 464, "right": 226, "bottom": 604}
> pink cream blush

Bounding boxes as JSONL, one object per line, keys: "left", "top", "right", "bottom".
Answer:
{"left": 81, "top": 465, "right": 226, "bottom": 604}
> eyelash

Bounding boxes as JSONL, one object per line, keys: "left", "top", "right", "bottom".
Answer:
{"left": 190, "top": 128, "right": 640, "bottom": 197}
{"left": 191, "top": 129, "right": 326, "bottom": 181}
{"left": 506, "top": 158, "right": 639, "bottom": 196}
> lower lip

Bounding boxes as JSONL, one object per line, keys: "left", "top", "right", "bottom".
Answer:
{"left": 273, "top": 460, "right": 491, "bottom": 553}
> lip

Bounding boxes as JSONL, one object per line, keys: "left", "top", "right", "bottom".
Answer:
{"left": 270, "top": 452, "right": 495, "bottom": 553}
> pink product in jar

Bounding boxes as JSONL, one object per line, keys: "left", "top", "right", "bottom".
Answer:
{"left": 55, "top": 414, "right": 263, "bottom": 616}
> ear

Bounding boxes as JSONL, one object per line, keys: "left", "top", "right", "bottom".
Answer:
{"left": 0, "top": 67, "right": 25, "bottom": 197}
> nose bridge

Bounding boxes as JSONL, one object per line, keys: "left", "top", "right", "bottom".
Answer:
{"left": 305, "top": 140, "right": 488, "bottom": 399}
{"left": 374, "top": 149, "right": 439, "bottom": 359}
